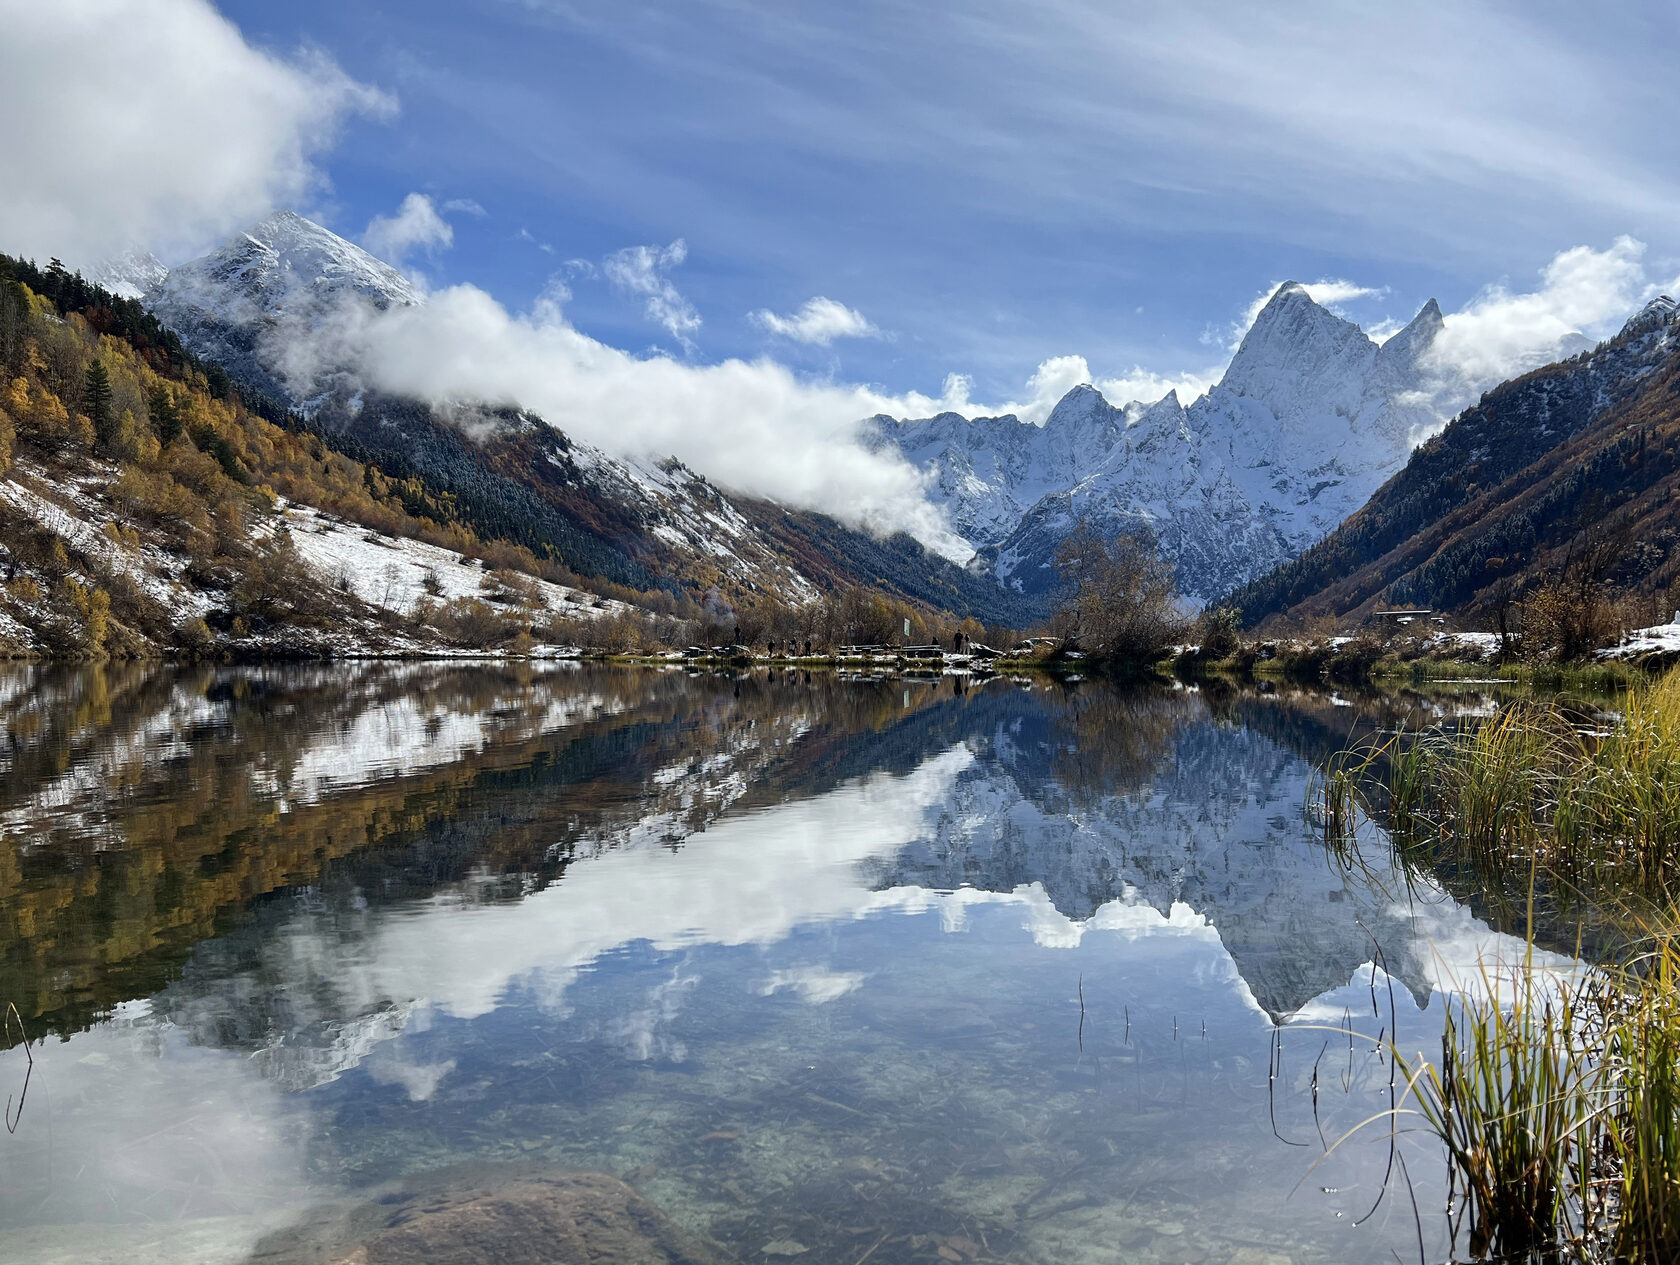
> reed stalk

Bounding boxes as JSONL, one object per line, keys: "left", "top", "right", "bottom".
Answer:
{"left": 1319, "top": 668, "right": 1680, "bottom": 1261}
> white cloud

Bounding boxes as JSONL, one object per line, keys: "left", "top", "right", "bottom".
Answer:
{"left": 1303, "top": 280, "right": 1388, "bottom": 309}
{"left": 302, "top": 282, "right": 971, "bottom": 554}
{"left": 362, "top": 193, "right": 453, "bottom": 268}
{"left": 0, "top": 0, "right": 392, "bottom": 268}
{"left": 517, "top": 227, "right": 558, "bottom": 255}
{"left": 602, "top": 239, "right": 702, "bottom": 352}
{"left": 1427, "top": 235, "right": 1666, "bottom": 386}
{"left": 442, "top": 198, "right": 488, "bottom": 218}
{"left": 751, "top": 296, "right": 880, "bottom": 345}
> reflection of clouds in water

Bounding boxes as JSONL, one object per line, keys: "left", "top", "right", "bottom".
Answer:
{"left": 1393, "top": 891, "right": 1587, "bottom": 1008}
{"left": 173, "top": 730, "right": 1564, "bottom": 1086}
{"left": 367, "top": 1051, "right": 458, "bottom": 1101}
{"left": 1288, "top": 892, "right": 1584, "bottom": 1035}
{"left": 758, "top": 966, "right": 868, "bottom": 1004}
{"left": 356, "top": 747, "right": 978, "bottom": 1022}
{"left": 600, "top": 966, "right": 699, "bottom": 1062}
{"left": 0, "top": 1009, "right": 316, "bottom": 1265}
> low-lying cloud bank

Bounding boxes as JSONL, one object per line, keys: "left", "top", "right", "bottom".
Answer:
{"left": 306, "top": 283, "right": 974, "bottom": 554}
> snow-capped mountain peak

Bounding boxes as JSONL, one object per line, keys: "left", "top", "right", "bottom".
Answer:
{"left": 1622, "top": 294, "right": 1679, "bottom": 340}
{"left": 880, "top": 286, "right": 1456, "bottom": 603}
{"left": 139, "top": 211, "right": 422, "bottom": 407}
{"left": 154, "top": 210, "right": 421, "bottom": 323}
{"left": 1217, "top": 283, "right": 1378, "bottom": 428}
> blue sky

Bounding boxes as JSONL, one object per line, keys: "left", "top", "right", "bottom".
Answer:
{"left": 5, "top": 0, "right": 1680, "bottom": 533}
{"left": 188, "top": 0, "right": 1680, "bottom": 402}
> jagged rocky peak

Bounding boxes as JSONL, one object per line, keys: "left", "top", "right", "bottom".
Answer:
{"left": 877, "top": 278, "right": 1461, "bottom": 605}
{"left": 1377, "top": 297, "right": 1445, "bottom": 371}
{"left": 1217, "top": 282, "right": 1377, "bottom": 419}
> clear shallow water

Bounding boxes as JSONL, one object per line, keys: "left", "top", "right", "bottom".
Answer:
{"left": 0, "top": 664, "right": 1574, "bottom": 1264}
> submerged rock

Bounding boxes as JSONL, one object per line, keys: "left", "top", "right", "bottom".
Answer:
{"left": 265, "top": 1169, "right": 729, "bottom": 1265}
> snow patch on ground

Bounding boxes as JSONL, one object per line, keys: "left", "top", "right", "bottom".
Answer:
{"left": 1605, "top": 622, "right": 1680, "bottom": 660}
{"left": 279, "top": 503, "right": 620, "bottom": 620}
{"left": 0, "top": 468, "right": 215, "bottom": 620}
{"left": 1426, "top": 630, "right": 1503, "bottom": 657}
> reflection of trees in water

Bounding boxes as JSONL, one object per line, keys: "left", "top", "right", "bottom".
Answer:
{"left": 0, "top": 666, "right": 1014, "bottom": 1045}
{"left": 1042, "top": 684, "right": 1202, "bottom": 809}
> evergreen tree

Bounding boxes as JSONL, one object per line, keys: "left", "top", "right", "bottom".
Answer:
{"left": 148, "top": 383, "right": 182, "bottom": 445}
{"left": 84, "top": 360, "right": 114, "bottom": 446}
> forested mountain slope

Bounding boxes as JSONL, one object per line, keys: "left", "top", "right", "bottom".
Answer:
{"left": 0, "top": 252, "right": 623, "bottom": 657}
{"left": 1227, "top": 297, "right": 1680, "bottom": 625}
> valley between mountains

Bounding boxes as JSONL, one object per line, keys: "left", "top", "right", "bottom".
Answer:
{"left": 4, "top": 210, "right": 1678, "bottom": 666}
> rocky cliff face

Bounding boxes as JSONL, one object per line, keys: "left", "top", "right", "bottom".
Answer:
{"left": 875, "top": 284, "right": 1449, "bottom": 603}
{"left": 1228, "top": 294, "right": 1680, "bottom": 625}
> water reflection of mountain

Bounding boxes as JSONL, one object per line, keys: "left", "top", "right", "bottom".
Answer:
{"left": 4, "top": 663, "right": 1515, "bottom": 1076}
{"left": 0, "top": 664, "right": 1020, "bottom": 1043}
{"left": 867, "top": 687, "right": 1452, "bottom": 1021}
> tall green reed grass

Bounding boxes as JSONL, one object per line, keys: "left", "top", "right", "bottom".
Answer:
{"left": 1318, "top": 670, "right": 1680, "bottom": 901}
{"left": 1317, "top": 668, "right": 1680, "bottom": 1261}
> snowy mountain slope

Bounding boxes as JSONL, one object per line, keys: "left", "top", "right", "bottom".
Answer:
{"left": 82, "top": 249, "right": 169, "bottom": 301}
{"left": 875, "top": 284, "right": 1450, "bottom": 603}
{"left": 1229, "top": 294, "right": 1680, "bottom": 625}
{"left": 0, "top": 452, "right": 625, "bottom": 660}
{"left": 133, "top": 212, "right": 1011, "bottom": 618}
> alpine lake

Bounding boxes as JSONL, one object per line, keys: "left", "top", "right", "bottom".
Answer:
{"left": 0, "top": 662, "right": 1595, "bottom": 1264}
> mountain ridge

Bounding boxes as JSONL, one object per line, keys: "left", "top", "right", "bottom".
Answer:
{"left": 118, "top": 212, "right": 1037, "bottom": 624}
{"left": 1226, "top": 295, "right": 1680, "bottom": 626}
{"left": 877, "top": 283, "right": 1450, "bottom": 603}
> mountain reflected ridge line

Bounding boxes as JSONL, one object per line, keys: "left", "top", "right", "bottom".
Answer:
{"left": 0, "top": 665, "right": 1584, "bottom": 1264}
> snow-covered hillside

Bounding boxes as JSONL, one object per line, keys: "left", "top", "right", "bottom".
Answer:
{"left": 125, "top": 212, "right": 841, "bottom": 609}
{"left": 875, "top": 284, "right": 1450, "bottom": 603}
{"left": 0, "top": 454, "right": 622, "bottom": 659}
{"left": 278, "top": 501, "right": 618, "bottom": 621}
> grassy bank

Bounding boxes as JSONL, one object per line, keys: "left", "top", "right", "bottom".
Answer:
{"left": 1320, "top": 669, "right": 1680, "bottom": 1261}
{"left": 1181, "top": 637, "right": 1647, "bottom": 693}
